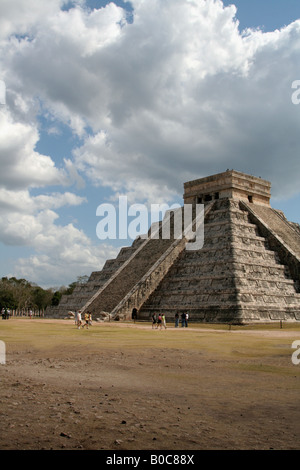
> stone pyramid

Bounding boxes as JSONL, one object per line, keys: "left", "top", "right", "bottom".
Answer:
{"left": 47, "top": 170, "right": 300, "bottom": 323}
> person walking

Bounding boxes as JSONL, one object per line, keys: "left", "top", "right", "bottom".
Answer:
{"left": 77, "top": 310, "right": 82, "bottom": 329}
{"left": 157, "top": 314, "right": 162, "bottom": 330}
{"left": 162, "top": 314, "right": 167, "bottom": 329}
{"left": 152, "top": 313, "right": 157, "bottom": 329}
{"left": 185, "top": 312, "right": 189, "bottom": 327}
{"left": 181, "top": 312, "right": 186, "bottom": 327}
{"left": 132, "top": 308, "right": 138, "bottom": 323}
{"left": 82, "top": 312, "right": 89, "bottom": 329}
{"left": 175, "top": 312, "right": 179, "bottom": 328}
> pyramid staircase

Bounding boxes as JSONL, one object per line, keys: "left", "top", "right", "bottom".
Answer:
{"left": 46, "top": 237, "right": 145, "bottom": 317}
{"left": 46, "top": 170, "right": 300, "bottom": 323}
{"left": 138, "top": 199, "right": 300, "bottom": 323}
{"left": 46, "top": 208, "right": 194, "bottom": 319}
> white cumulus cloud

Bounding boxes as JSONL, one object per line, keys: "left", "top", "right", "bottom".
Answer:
{"left": 1, "top": 0, "right": 300, "bottom": 287}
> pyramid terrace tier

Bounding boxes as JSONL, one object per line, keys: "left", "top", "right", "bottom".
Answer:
{"left": 139, "top": 305, "right": 300, "bottom": 323}
{"left": 138, "top": 199, "right": 300, "bottom": 324}
{"left": 45, "top": 187, "right": 300, "bottom": 323}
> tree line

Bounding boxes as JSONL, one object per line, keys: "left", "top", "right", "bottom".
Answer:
{"left": 0, "top": 275, "right": 89, "bottom": 311}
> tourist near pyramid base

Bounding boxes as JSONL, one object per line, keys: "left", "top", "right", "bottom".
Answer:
{"left": 46, "top": 170, "right": 300, "bottom": 324}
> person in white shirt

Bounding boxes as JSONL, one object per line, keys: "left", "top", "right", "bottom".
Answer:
{"left": 77, "top": 310, "right": 82, "bottom": 329}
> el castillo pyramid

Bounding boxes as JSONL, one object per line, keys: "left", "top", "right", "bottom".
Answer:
{"left": 47, "top": 170, "right": 300, "bottom": 323}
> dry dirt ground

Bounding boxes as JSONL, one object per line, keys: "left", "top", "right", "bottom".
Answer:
{"left": 0, "top": 318, "right": 299, "bottom": 451}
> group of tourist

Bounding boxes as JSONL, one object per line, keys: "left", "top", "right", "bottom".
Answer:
{"left": 1, "top": 307, "right": 10, "bottom": 320}
{"left": 131, "top": 307, "right": 190, "bottom": 329}
{"left": 73, "top": 307, "right": 190, "bottom": 329}
{"left": 175, "top": 311, "right": 189, "bottom": 328}
{"left": 151, "top": 311, "right": 189, "bottom": 329}
{"left": 151, "top": 313, "right": 167, "bottom": 329}
{"left": 75, "top": 310, "right": 92, "bottom": 329}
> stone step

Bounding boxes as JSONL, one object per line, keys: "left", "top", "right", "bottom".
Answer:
{"left": 153, "top": 273, "right": 296, "bottom": 286}
{"left": 109, "top": 202, "right": 216, "bottom": 319}
{"left": 140, "top": 305, "right": 300, "bottom": 322}
{"left": 151, "top": 277, "right": 297, "bottom": 293}
{"left": 142, "top": 286, "right": 300, "bottom": 300}
{"left": 46, "top": 193, "right": 300, "bottom": 323}
{"left": 166, "top": 257, "right": 288, "bottom": 272}
{"left": 82, "top": 236, "right": 176, "bottom": 314}
{"left": 244, "top": 203, "right": 300, "bottom": 258}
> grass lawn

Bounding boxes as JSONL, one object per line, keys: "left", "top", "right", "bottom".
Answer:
{"left": 1, "top": 318, "right": 299, "bottom": 450}
{"left": 1, "top": 317, "right": 300, "bottom": 365}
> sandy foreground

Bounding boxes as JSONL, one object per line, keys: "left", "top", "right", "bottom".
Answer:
{"left": 0, "top": 318, "right": 299, "bottom": 451}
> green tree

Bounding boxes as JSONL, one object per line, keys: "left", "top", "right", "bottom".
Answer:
{"left": 51, "top": 291, "right": 63, "bottom": 306}
{"left": 0, "top": 289, "right": 18, "bottom": 309}
{"left": 32, "top": 287, "right": 53, "bottom": 310}
{"left": 0, "top": 277, "right": 54, "bottom": 311}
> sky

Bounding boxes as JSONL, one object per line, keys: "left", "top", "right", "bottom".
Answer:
{"left": 0, "top": 0, "right": 300, "bottom": 288}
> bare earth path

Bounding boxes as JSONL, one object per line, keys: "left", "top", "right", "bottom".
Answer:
{"left": 0, "top": 319, "right": 299, "bottom": 450}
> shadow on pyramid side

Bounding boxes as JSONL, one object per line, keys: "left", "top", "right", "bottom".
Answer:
{"left": 46, "top": 170, "right": 300, "bottom": 324}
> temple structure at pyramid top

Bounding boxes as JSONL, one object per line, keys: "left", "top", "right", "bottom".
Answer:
{"left": 46, "top": 170, "right": 300, "bottom": 324}
{"left": 183, "top": 169, "right": 271, "bottom": 206}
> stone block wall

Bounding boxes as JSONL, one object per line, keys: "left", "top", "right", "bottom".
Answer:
{"left": 138, "top": 199, "right": 300, "bottom": 323}
{"left": 46, "top": 190, "right": 300, "bottom": 323}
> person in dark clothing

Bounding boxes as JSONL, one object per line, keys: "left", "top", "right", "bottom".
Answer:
{"left": 132, "top": 307, "right": 138, "bottom": 323}
{"left": 152, "top": 313, "right": 157, "bottom": 329}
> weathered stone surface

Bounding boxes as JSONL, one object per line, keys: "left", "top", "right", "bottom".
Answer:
{"left": 46, "top": 171, "right": 300, "bottom": 323}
